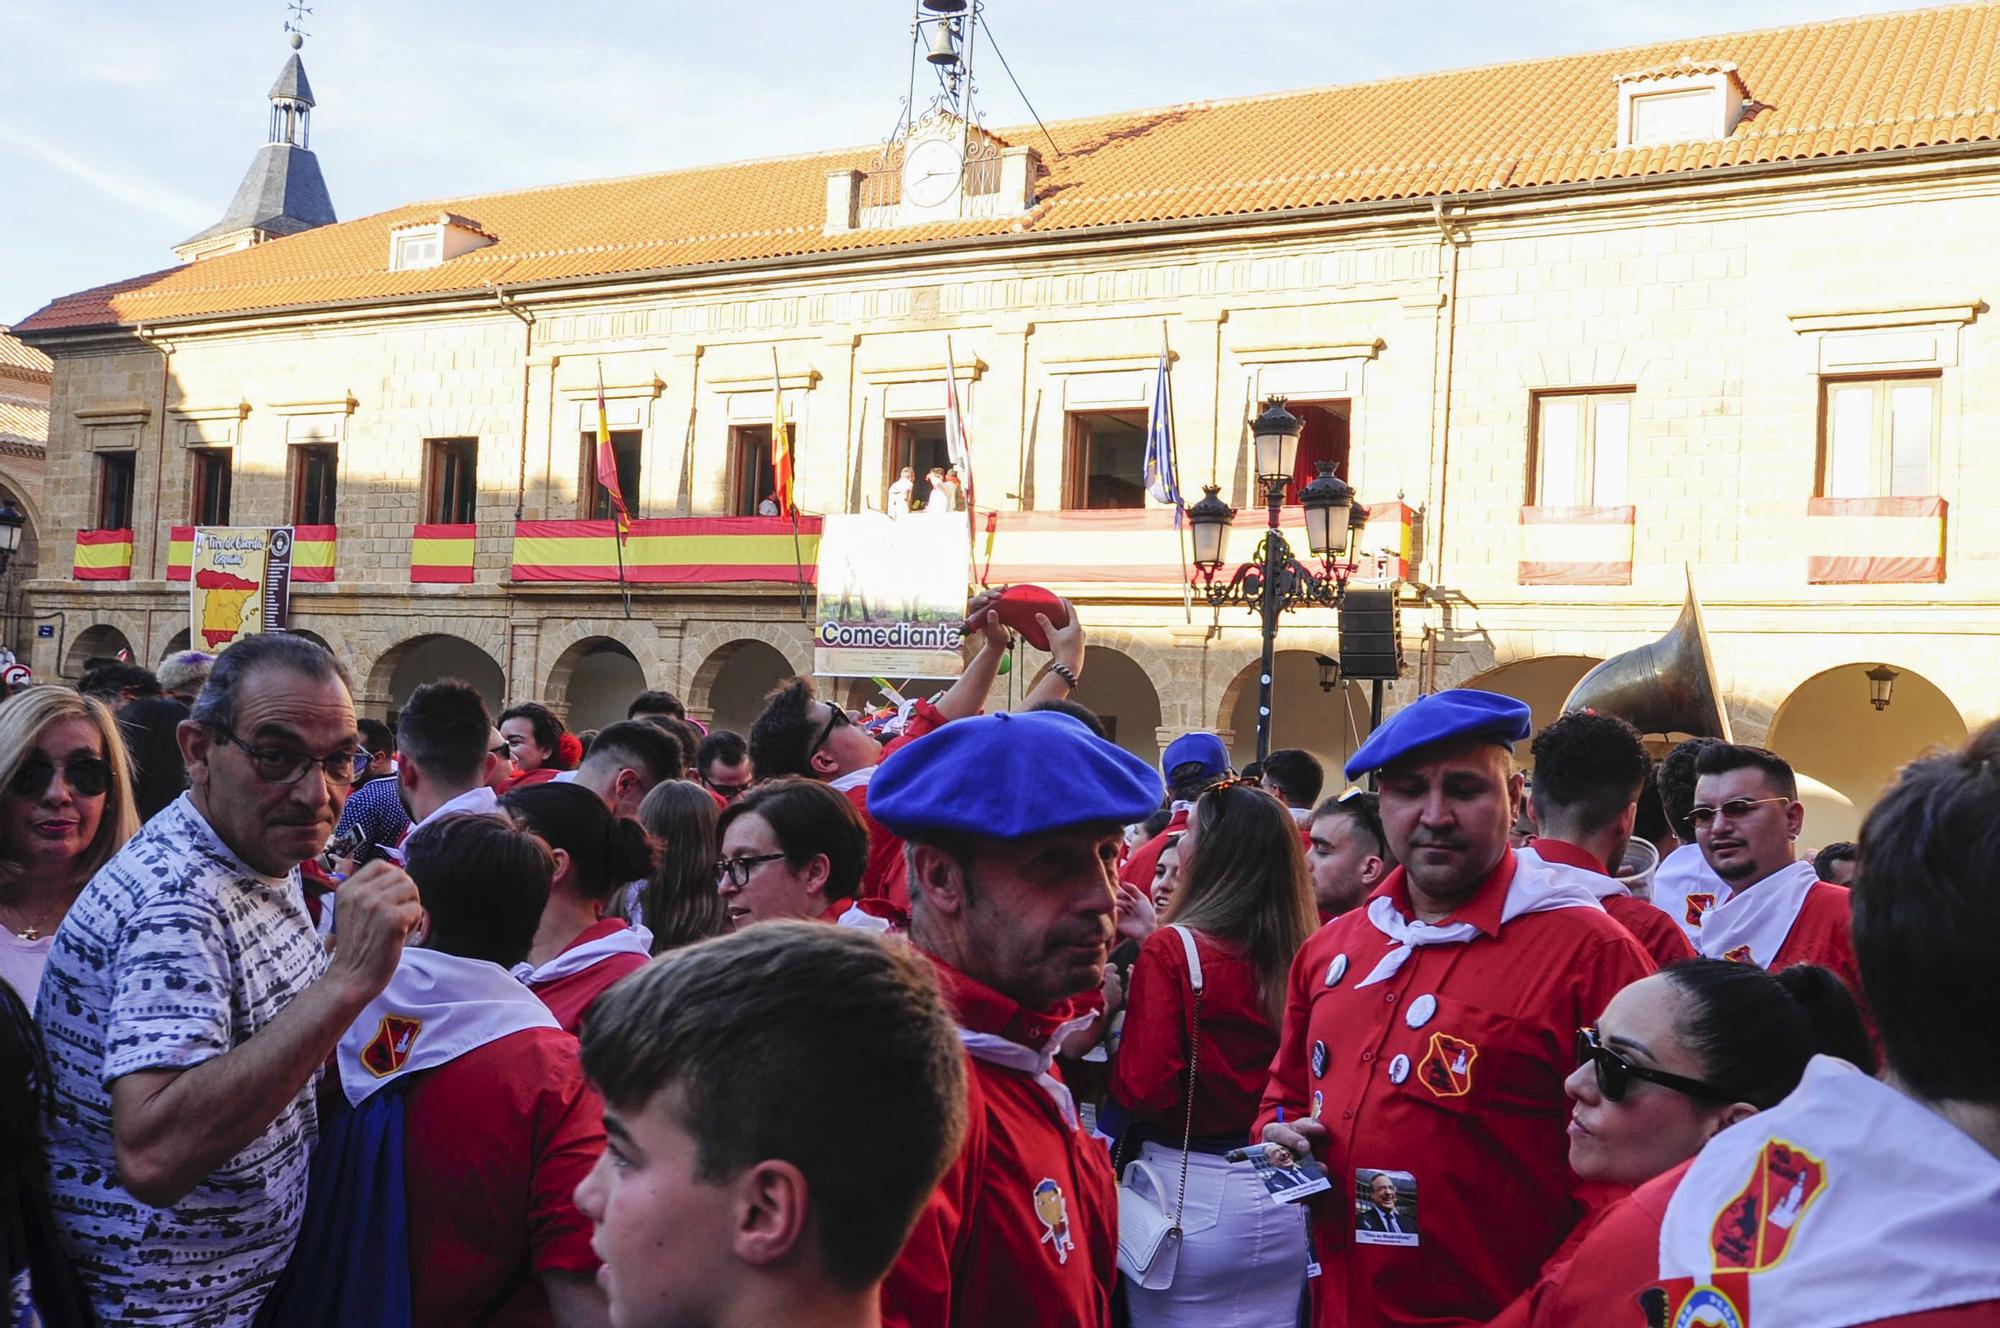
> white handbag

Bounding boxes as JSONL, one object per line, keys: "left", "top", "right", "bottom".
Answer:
{"left": 1115, "top": 925, "right": 1205, "bottom": 1291}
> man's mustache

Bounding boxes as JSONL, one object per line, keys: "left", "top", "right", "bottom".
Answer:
{"left": 1407, "top": 831, "right": 1470, "bottom": 851}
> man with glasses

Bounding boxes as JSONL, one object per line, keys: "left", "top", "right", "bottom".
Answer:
{"left": 1686, "top": 743, "right": 1860, "bottom": 991}
{"left": 696, "top": 728, "right": 753, "bottom": 801}
{"left": 37, "top": 632, "right": 422, "bottom": 1326}
{"left": 1257, "top": 689, "right": 1652, "bottom": 1327}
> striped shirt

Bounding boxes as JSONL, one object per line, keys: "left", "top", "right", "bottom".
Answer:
{"left": 36, "top": 794, "right": 328, "bottom": 1326}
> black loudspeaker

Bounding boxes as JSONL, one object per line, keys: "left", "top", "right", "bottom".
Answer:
{"left": 1338, "top": 589, "right": 1402, "bottom": 680}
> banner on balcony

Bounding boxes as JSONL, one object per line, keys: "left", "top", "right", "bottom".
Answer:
{"left": 510, "top": 517, "right": 824, "bottom": 584}
{"left": 189, "top": 527, "right": 292, "bottom": 650}
{"left": 1805, "top": 497, "right": 1946, "bottom": 584}
{"left": 73, "top": 529, "right": 134, "bottom": 581}
{"left": 412, "top": 524, "right": 477, "bottom": 583}
{"left": 1518, "top": 506, "right": 1636, "bottom": 585}
{"left": 813, "top": 511, "right": 968, "bottom": 679}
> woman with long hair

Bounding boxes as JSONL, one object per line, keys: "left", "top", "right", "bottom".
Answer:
{"left": 625, "top": 778, "right": 724, "bottom": 953}
{"left": 114, "top": 695, "right": 189, "bottom": 823}
{"left": 0, "top": 688, "right": 139, "bottom": 1006}
{"left": 499, "top": 781, "right": 656, "bottom": 1032}
{"left": 2, "top": 980, "right": 94, "bottom": 1325}
{"left": 1110, "top": 782, "right": 1318, "bottom": 1326}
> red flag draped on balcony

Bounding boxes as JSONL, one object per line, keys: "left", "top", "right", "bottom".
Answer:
{"left": 596, "top": 362, "right": 632, "bottom": 617}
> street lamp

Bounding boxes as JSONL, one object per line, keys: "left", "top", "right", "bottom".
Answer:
{"left": 1865, "top": 663, "right": 1899, "bottom": 712}
{"left": 0, "top": 502, "right": 24, "bottom": 578}
{"left": 1189, "top": 398, "right": 1370, "bottom": 761}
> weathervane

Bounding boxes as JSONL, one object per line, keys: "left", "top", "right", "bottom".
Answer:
{"left": 283, "top": 0, "right": 313, "bottom": 46}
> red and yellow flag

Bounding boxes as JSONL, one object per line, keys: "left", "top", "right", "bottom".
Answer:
{"left": 73, "top": 528, "right": 134, "bottom": 581}
{"left": 595, "top": 363, "right": 631, "bottom": 538}
{"left": 769, "top": 348, "right": 793, "bottom": 517}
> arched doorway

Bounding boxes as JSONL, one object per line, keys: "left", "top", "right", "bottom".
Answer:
{"left": 0, "top": 478, "right": 41, "bottom": 658}
{"left": 1767, "top": 663, "right": 1966, "bottom": 846}
{"left": 1221, "top": 651, "right": 1374, "bottom": 782}
{"left": 67, "top": 624, "right": 135, "bottom": 678}
{"left": 700, "top": 640, "right": 796, "bottom": 736}
{"left": 556, "top": 638, "right": 648, "bottom": 731}
{"left": 1461, "top": 655, "right": 1602, "bottom": 768}
{"left": 1068, "top": 647, "right": 1164, "bottom": 769}
{"left": 373, "top": 633, "right": 507, "bottom": 721}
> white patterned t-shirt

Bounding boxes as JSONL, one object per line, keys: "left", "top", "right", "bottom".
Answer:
{"left": 36, "top": 793, "right": 328, "bottom": 1327}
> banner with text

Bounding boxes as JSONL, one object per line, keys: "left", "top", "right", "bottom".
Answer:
{"left": 813, "top": 511, "right": 967, "bottom": 679}
{"left": 190, "top": 527, "right": 293, "bottom": 650}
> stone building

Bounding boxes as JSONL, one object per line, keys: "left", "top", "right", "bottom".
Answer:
{"left": 0, "top": 326, "right": 50, "bottom": 651}
{"left": 18, "top": 4, "right": 2000, "bottom": 840}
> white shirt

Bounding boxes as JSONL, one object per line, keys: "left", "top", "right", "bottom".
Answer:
{"left": 888, "top": 477, "right": 914, "bottom": 517}
{"left": 407, "top": 784, "right": 501, "bottom": 837}
{"left": 38, "top": 794, "right": 328, "bottom": 1325}
{"left": 0, "top": 927, "right": 53, "bottom": 1011}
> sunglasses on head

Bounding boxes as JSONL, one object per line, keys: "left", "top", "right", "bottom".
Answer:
{"left": 12, "top": 756, "right": 113, "bottom": 800}
{"left": 1575, "top": 1027, "right": 1729, "bottom": 1103}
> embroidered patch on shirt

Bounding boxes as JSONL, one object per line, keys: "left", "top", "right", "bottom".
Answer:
{"left": 1416, "top": 1031, "right": 1479, "bottom": 1098}
{"left": 360, "top": 1014, "right": 424, "bottom": 1077}
{"left": 1709, "top": 1138, "right": 1828, "bottom": 1274}
{"left": 1684, "top": 893, "right": 1717, "bottom": 927}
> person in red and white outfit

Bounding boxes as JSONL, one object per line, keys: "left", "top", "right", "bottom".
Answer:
{"left": 714, "top": 775, "right": 898, "bottom": 932}
{"left": 867, "top": 708, "right": 1165, "bottom": 1328}
{"left": 1257, "top": 689, "right": 1654, "bottom": 1327}
{"left": 1518, "top": 711, "right": 1695, "bottom": 970}
{"left": 501, "top": 781, "right": 658, "bottom": 1033}
{"left": 1684, "top": 744, "right": 1861, "bottom": 993}
{"left": 1120, "top": 732, "right": 1232, "bottom": 893}
{"left": 747, "top": 590, "right": 1085, "bottom": 912}
{"left": 1501, "top": 722, "right": 2000, "bottom": 1327}
{"left": 393, "top": 679, "right": 512, "bottom": 850}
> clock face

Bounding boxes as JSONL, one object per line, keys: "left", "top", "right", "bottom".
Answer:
{"left": 902, "top": 138, "right": 965, "bottom": 209}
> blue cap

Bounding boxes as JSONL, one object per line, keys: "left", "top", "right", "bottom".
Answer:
{"left": 1343, "top": 689, "right": 1532, "bottom": 780}
{"left": 871, "top": 710, "right": 1165, "bottom": 841}
{"left": 1161, "top": 731, "right": 1231, "bottom": 779}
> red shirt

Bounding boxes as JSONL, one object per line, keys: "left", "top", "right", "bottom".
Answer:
{"left": 403, "top": 1028, "right": 605, "bottom": 1327}
{"left": 1111, "top": 926, "right": 1278, "bottom": 1138}
{"left": 527, "top": 918, "right": 651, "bottom": 1034}
{"left": 881, "top": 956, "right": 1117, "bottom": 1328}
{"left": 501, "top": 767, "right": 563, "bottom": 793}
{"left": 1504, "top": 1160, "right": 2000, "bottom": 1327}
{"left": 851, "top": 701, "right": 948, "bottom": 912}
{"left": 1771, "top": 881, "right": 1862, "bottom": 990}
{"left": 1256, "top": 850, "right": 1656, "bottom": 1327}
{"left": 1118, "top": 807, "right": 1189, "bottom": 890}
{"left": 1530, "top": 839, "right": 1696, "bottom": 971}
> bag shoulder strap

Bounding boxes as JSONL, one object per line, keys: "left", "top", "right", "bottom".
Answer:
{"left": 1164, "top": 925, "right": 1203, "bottom": 1231}
{"left": 1168, "top": 924, "right": 1204, "bottom": 993}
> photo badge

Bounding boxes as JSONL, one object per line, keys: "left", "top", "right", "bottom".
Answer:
{"left": 1353, "top": 1167, "right": 1419, "bottom": 1246}
{"left": 1249, "top": 1144, "right": 1334, "bottom": 1207}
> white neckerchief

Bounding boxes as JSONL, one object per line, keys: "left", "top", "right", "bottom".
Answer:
{"left": 1356, "top": 851, "right": 1605, "bottom": 988}
{"left": 1653, "top": 843, "right": 1734, "bottom": 944}
{"left": 834, "top": 903, "right": 896, "bottom": 935}
{"left": 512, "top": 921, "right": 654, "bottom": 986}
{"left": 1288, "top": 805, "right": 1315, "bottom": 826}
{"left": 384, "top": 785, "right": 504, "bottom": 862}
{"left": 1517, "top": 844, "right": 1629, "bottom": 900}
{"left": 1695, "top": 860, "right": 1817, "bottom": 968}
{"left": 956, "top": 1008, "right": 1098, "bottom": 1129}
{"left": 1659, "top": 1057, "right": 2000, "bottom": 1327}
{"left": 828, "top": 765, "right": 877, "bottom": 794}
{"left": 336, "top": 948, "right": 559, "bottom": 1105}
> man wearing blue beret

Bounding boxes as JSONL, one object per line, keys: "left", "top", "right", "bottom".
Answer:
{"left": 1117, "top": 730, "right": 1232, "bottom": 894}
{"left": 1255, "top": 689, "right": 1654, "bottom": 1328}
{"left": 868, "top": 709, "right": 1163, "bottom": 1328}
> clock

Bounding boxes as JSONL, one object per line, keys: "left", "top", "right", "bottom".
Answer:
{"left": 901, "top": 137, "right": 965, "bottom": 210}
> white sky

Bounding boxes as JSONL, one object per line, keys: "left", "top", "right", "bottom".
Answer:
{"left": 0, "top": 0, "right": 1909, "bottom": 324}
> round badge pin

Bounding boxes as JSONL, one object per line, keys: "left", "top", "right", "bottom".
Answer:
{"left": 1324, "top": 954, "right": 1348, "bottom": 987}
{"left": 1311, "top": 1039, "right": 1328, "bottom": 1079}
{"left": 1387, "top": 1053, "right": 1411, "bottom": 1085}
{"left": 1405, "top": 994, "right": 1438, "bottom": 1030}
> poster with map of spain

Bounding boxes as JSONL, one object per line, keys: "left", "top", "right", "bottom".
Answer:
{"left": 189, "top": 527, "right": 294, "bottom": 650}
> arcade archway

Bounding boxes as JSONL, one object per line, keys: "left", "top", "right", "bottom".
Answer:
{"left": 698, "top": 639, "right": 796, "bottom": 736}
{"left": 1461, "top": 655, "right": 1602, "bottom": 768}
{"left": 67, "top": 624, "right": 135, "bottom": 678}
{"left": 1220, "top": 650, "right": 1375, "bottom": 781}
{"left": 1068, "top": 646, "right": 1164, "bottom": 768}
{"left": 554, "top": 638, "right": 648, "bottom": 731}
{"left": 371, "top": 633, "right": 507, "bottom": 721}
{"left": 1767, "top": 663, "right": 1966, "bottom": 847}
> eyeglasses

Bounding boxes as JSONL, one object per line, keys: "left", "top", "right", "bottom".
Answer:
{"left": 490, "top": 743, "right": 512, "bottom": 761}
{"left": 213, "top": 728, "right": 371, "bottom": 787}
{"left": 715, "top": 852, "right": 788, "bottom": 887}
{"left": 1686, "top": 796, "right": 1790, "bottom": 828}
{"left": 703, "top": 774, "right": 750, "bottom": 800}
{"left": 808, "top": 705, "right": 852, "bottom": 757}
{"left": 11, "top": 756, "right": 113, "bottom": 800}
{"left": 1575, "top": 1027, "right": 1730, "bottom": 1103}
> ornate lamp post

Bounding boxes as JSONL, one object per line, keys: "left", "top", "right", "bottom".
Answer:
{"left": 0, "top": 503, "right": 23, "bottom": 578}
{"left": 1188, "top": 398, "right": 1369, "bottom": 761}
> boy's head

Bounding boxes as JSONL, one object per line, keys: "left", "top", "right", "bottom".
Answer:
{"left": 575, "top": 922, "right": 967, "bottom": 1327}
{"left": 401, "top": 813, "right": 554, "bottom": 968}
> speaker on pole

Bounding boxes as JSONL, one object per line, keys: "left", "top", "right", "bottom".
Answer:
{"left": 1338, "top": 588, "right": 1402, "bottom": 680}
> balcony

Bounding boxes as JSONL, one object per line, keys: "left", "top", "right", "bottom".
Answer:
{"left": 1517, "top": 506, "right": 1635, "bottom": 586}
{"left": 1804, "top": 497, "right": 1946, "bottom": 584}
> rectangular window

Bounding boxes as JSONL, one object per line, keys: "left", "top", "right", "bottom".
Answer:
{"left": 1531, "top": 391, "right": 1632, "bottom": 506}
{"left": 425, "top": 437, "right": 478, "bottom": 524}
{"left": 582, "top": 430, "right": 642, "bottom": 521}
{"left": 96, "top": 452, "right": 136, "bottom": 529}
{"left": 1629, "top": 89, "right": 1716, "bottom": 146}
{"left": 1064, "top": 409, "right": 1148, "bottom": 510}
{"left": 1820, "top": 377, "right": 1939, "bottom": 498}
{"left": 291, "top": 444, "right": 338, "bottom": 526}
{"left": 887, "top": 418, "right": 951, "bottom": 512}
{"left": 728, "top": 425, "right": 792, "bottom": 516}
{"left": 393, "top": 232, "right": 441, "bottom": 270}
{"left": 191, "top": 448, "right": 233, "bottom": 525}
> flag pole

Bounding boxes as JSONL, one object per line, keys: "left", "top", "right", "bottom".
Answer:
{"left": 945, "top": 335, "right": 976, "bottom": 594}
{"left": 774, "top": 347, "right": 809, "bottom": 622}
{"left": 1164, "top": 320, "right": 1192, "bottom": 624}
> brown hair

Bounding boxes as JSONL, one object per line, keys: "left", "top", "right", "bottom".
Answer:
{"left": 717, "top": 775, "right": 869, "bottom": 903}
{"left": 1164, "top": 782, "right": 1317, "bottom": 1022}
{"left": 628, "top": 778, "right": 724, "bottom": 952}
{"left": 403, "top": 813, "right": 555, "bottom": 968}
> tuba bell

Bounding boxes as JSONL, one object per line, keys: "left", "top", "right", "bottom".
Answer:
{"left": 1562, "top": 575, "right": 1733, "bottom": 741}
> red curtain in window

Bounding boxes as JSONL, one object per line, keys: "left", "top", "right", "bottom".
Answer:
{"left": 1287, "top": 405, "right": 1351, "bottom": 500}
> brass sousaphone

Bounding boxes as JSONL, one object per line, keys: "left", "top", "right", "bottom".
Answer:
{"left": 1561, "top": 573, "right": 1734, "bottom": 741}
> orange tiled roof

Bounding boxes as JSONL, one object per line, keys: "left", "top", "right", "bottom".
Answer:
{"left": 20, "top": 2, "right": 2000, "bottom": 334}
{"left": 0, "top": 327, "right": 52, "bottom": 376}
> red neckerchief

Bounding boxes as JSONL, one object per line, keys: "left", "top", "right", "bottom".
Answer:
{"left": 924, "top": 951, "right": 1078, "bottom": 1051}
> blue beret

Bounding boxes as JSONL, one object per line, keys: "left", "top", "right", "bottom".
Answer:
{"left": 1161, "top": 731, "right": 1230, "bottom": 778}
{"left": 871, "top": 710, "right": 1165, "bottom": 841}
{"left": 1344, "top": 689, "right": 1532, "bottom": 780}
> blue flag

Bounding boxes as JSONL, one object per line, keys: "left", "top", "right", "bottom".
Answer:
{"left": 1142, "top": 343, "right": 1180, "bottom": 524}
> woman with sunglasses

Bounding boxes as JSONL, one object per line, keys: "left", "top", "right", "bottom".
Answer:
{"left": 0, "top": 687, "right": 139, "bottom": 1006}
{"left": 1490, "top": 957, "right": 1873, "bottom": 1325}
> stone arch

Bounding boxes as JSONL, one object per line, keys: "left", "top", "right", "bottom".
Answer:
{"left": 1218, "top": 649, "right": 1374, "bottom": 778}
{"left": 550, "top": 636, "right": 649, "bottom": 731}
{"left": 681, "top": 621, "right": 812, "bottom": 717}
{"left": 694, "top": 639, "right": 799, "bottom": 736}
{"left": 1461, "top": 655, "right": 1602, "bottom": 767}
{"left": 0, "top": 470, "right": 44, "bottom": 656}
{"left": 1067, "top": 645, "right": 1165, "bottom": 768}
{"left": 157, "top": 628, "right": 193, "bottom": 662}
{"left": 1766, "top": 662, "right": 1967, "bottom": 847}
{"left": 66, "top": 622, "right": 138, "bottom": 678}
{"left": 365, "top": 632, "right": 507, "bottom": 720}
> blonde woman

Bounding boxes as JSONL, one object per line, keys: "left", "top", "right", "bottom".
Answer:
{"left": 0, "top": 686, "right": 139, "bottom": 1005}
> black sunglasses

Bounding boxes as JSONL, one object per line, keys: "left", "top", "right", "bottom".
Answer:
{"left": 1576, "top": 1027, "right": 1731, "bottom": 1103}
{"left": 808, "top": 704, "right": 852, "bottom": 757}
{"left": 12, "top": 756, "right": 113, "bottom": 800}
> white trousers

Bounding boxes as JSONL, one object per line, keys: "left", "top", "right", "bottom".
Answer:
{"left": 1125, "top": 1141, "right": 1310, "bottom": 1328}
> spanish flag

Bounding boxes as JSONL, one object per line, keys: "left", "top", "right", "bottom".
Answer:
{"left": 769, "top": 348, "right": 793, "bottom": 516}
{"left": 292, "top": 525, "right": 338, "bottom": 583}
{"left": 411, "top": 524, "right": 477, "bottom": 583}
{"left": 74, "top": 528, "right": 135, "bottom": 581}
{"left": 596, "top": 364, "right": 631, "bottom": 539}
{"left": 166, "top": 526, "right": 195, "bottom": 581}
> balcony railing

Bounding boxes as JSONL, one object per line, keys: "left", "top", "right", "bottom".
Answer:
{"left": 1805, "top": 496, "right": 1946, "bottom": 584}
{"left": 1518, "top": 506, "right": 1636, "bottom": 586}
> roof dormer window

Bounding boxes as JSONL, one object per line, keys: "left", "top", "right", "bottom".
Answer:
{"left": 388, "top": 212, "right": 496, "bottom": 271}
{"left": 1614, "top": 60, "right": 1749, "bottom": 150}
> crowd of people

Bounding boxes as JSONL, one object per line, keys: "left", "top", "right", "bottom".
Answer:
{"left": 0, "top": 596, "right": 1995, "bottom": 1328}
